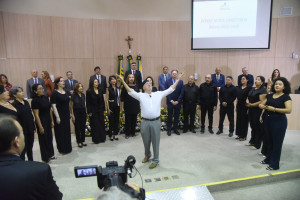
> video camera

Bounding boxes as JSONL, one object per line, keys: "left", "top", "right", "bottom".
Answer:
{"left": 74, "top": 155, "right": 145, "bottom": 199}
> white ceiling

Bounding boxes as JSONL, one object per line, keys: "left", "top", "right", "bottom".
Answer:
{"left": 0, "top": 0, "right": 299, "bottom": 20}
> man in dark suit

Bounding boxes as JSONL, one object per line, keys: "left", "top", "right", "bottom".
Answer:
{"left": 89, "top": 66, "right": 107, "bottom": 94}
{"left": 211, "top": 67, "right": 225, "bottom": 91}
{"left": 165, "top": 70, "right": 184, "bottom": 136}
{"left": 0, "top": 114, "right": 62, "bottom": 200}
{"left": 182, "top": 75, "right": 199, "bottom": 133}
{"left": 26, "top": 69, "right": 47, "bottom": 98}
{"left": 64, "top": 71, "right": 78, "bottom": 94}
{"left": 199, "top": 74, "right": 218, "bottom": 134}
{"left": 124, "top": 62, "right": 143, "bottom": 90}
{"left": 237, "top": 67, "right": 254, "bottom": 87}
{"left": 158, "top": 66, "right": 171, "bottom": 91}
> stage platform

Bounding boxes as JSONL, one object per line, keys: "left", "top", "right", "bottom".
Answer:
{"left": 30, "top": 127, "right": 300, "bottom": 200}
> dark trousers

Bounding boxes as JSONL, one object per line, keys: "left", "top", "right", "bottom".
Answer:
{"left": 167, "top": 103, "right": 181, "bottom": 131}
{"left": 218, "top": 104, "right": 234, "bottom": 132}
{"left": 74, "top": 109, "right": 86, "bottom": 144}
{"left": 125, "top": 113, "right": 137, "bottom": 136}
{"left": 109, "top": 106, "right": 120, "bottom": 137}
{"left": 264, "top": 114, "right": 287, "bottom": 170}
{"left": 90, "top": 111, "right": 106, "bottom": 143}
{"left": 20, "top": 131, "right": 35, "bottom": 161}
{"left": 200, "top": 105, "right": 214, "bottom": 130}
{"left": 249, "top": 108, "right": 264, "bottom": 148}
{"left": 183, "top": 102, "right": 196, "bottom": 131}
{"left": 37, "top": 122, "right": 54, "bottom": 162}
{"left": 236, "top": 103, "right": 249, "bottom": 138}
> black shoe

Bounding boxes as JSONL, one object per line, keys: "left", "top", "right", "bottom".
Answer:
{"left": 174, "top": 129, "right": 180, "bottom": 135}
{"left": 183, "top": 129, "right": 188, "bottom": 133}
{"left": 216, "top": 130, "right": 223, "bottom": 135}
{"left": 209, "top": 129, "right": 214, "bottom": 134}
{"left": 191, "top": 129, "right": 196, "bottom": 133}
{"left": 167, "top": 131, "right": 171, "bottom": 136}
{"left": 229, "top": 132, "right": 233, "bottom": 137}
{"left": 200, "top": 128, "right": 204, "bottom": 133}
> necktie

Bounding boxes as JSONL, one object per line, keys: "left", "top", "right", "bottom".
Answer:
{"left": 98, "top": 75, "right": 101, "bottom": 84}
{"left": 173, "top": 79, "right": 175, "bottom": 84}
{"left": 34, "top": 78, "right": 36, "bottom": 84}
{"left": 164, "top": 74, "right": 166, "bottom": 82}
{"left": 70, "top": 80, "right": 73, "bottom": 88}
{"left": 133, "top": 70, "right": 135, "bottom": 75}
{"left": 217, "top": 75, "right": 220, "bottom": 81}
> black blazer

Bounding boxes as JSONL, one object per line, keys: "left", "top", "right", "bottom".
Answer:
{"left": 64, "top": 79, "right": 78, "bottom": 93}
{"left": 0, "top": 154, "right": 62, "bottom": 200}
{"left": 124, "top": 70, "right": 143, "bottom": 90}
{"left": 89, "top": 74, "right": 107, "bottom": 94}
{"left": 86, "top": 88, "right": 105, "bottom": 114}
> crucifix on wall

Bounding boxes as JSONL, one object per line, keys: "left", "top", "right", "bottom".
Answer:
{"left": 125, "top": 36, "right": 133, "bottom": 54}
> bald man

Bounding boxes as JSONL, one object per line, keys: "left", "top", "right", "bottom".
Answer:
{"left": 198, "top": 74, "right": 218, "bottom": 134}
{"left": 211, "top": 67, "right": 225, "bottom": 91}
{"left": 182, "top": 75, "right": 199, "bottom": 133}
{"left": 26, "top": 69, "right": 47, "bottom": 98}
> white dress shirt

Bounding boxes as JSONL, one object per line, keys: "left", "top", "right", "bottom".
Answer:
{"left": 128, "top": 87, "right": 174, "bottom": 119}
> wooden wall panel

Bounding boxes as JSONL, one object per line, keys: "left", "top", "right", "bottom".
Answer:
{"left": 129, "top": 21, "right": 163, "bottom": 58}
{"left": 275, "top": 58, "right": 300, "bottom": 92}
{"left": 3, "top": 12, "right": 52, "bottom": 58}
{"left": 162, "top": 21, "right": 194, "bottom": 58}
{"left": 227, "top": 51, "right": 250, "bottom": 85}
{"left": 52, "top": 59, "right": 94, "bottom": 92}
{"left": 0, "top": 12, "right": 7, "bottom": 58}
{"left": 249, "top": 57, "right": 275, "bottom": 80}
{"left": 51, "top": 17, "right": 93, "bottom": 58}
{"left": 275, "top": 17, "right": 300, "bottom": 58}
{"left": 4, "top": 59, "right": 53, "bottom": 92}
{"left": 93, "top": 19, "right": 129, "bottom": 58}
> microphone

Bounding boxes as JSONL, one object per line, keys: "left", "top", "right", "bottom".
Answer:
{"left": 149, "top": 95, "right": 151, "bottom": 98}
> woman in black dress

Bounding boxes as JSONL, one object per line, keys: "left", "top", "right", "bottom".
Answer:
{"left": 0, "top": 85, "right": 18, "bottom": 117}
{"left": 121, "top": 74, "right": 140, "bottom": 139}
{"left": 70, "top": 83, "right": 87, "bottom": 148}
{"left": 10, "top": 86, "right": 35, "bottom": 161}
{"left": 51, "top": 76, "right": 72, "bottom": 154}
{"left": 31, "top": 84, "right": 55, "bottom": 163}
{"left": 235, "top": 75, "right": 251, "bottom": 141}
{"left": 259, "top": 77, "right": 292, "bottom": 170}
{"left": 246, "top": 76, "right": 267, "bottom": 149}
{"left": 106, "top": 75, "right": 120, "bottom": 141}
{"left": 86, "top": 78, "right": 106, "bottom": 144}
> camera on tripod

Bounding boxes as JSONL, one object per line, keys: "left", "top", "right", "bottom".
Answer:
{"left": 74, "top": 155, "right": 145, "bottom": 199}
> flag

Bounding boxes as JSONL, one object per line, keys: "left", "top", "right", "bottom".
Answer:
{"left": 117, "top": 54, "right": 124, "bottom": 87}
{"left": 137, "top": 55, "right": 143, "bottom": 81}
{"left": 127, "top": 55, "right": 133, "bottom": 72}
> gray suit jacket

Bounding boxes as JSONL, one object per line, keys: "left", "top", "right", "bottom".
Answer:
{"left": 26, "top": 77, "right": 47, "bottom": 98}
{"left": 64, "top": 79, "right": 78, "bottom": 93}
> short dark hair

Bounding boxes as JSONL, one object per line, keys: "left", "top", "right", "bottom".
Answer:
{"left": 0, "top": 114, "right": 20, "bottom": 154}
{"left": 0, "top": 85, "right": 5, "bottom": 94}
{"left": 31, "top": 84, "right": 42, "bottom": 98}
{"left": 131, "top": 62, "right": 136, "bottom": 65}
{"left": 240, "top": 75, "right": 249, "bottom": 82}
{"left": 226, "top": 76, "right": 233, "bottom": 80}
{"left": 94, "top": 66, "right": 101, "bottom": 71}
{"left": 271, "top": 77, "right": 291, "bottom": 94}
{"left": 256, "top": 76, "right": 265, "bottom": 88}
{"left": 66, "top": 71, "right": 72, "bottom": 75}
{"left": 9, "top": 86, "right": 23, "bottom": 100}
{"left": 171, "top": 70, "right": 178, "bottom": 74}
